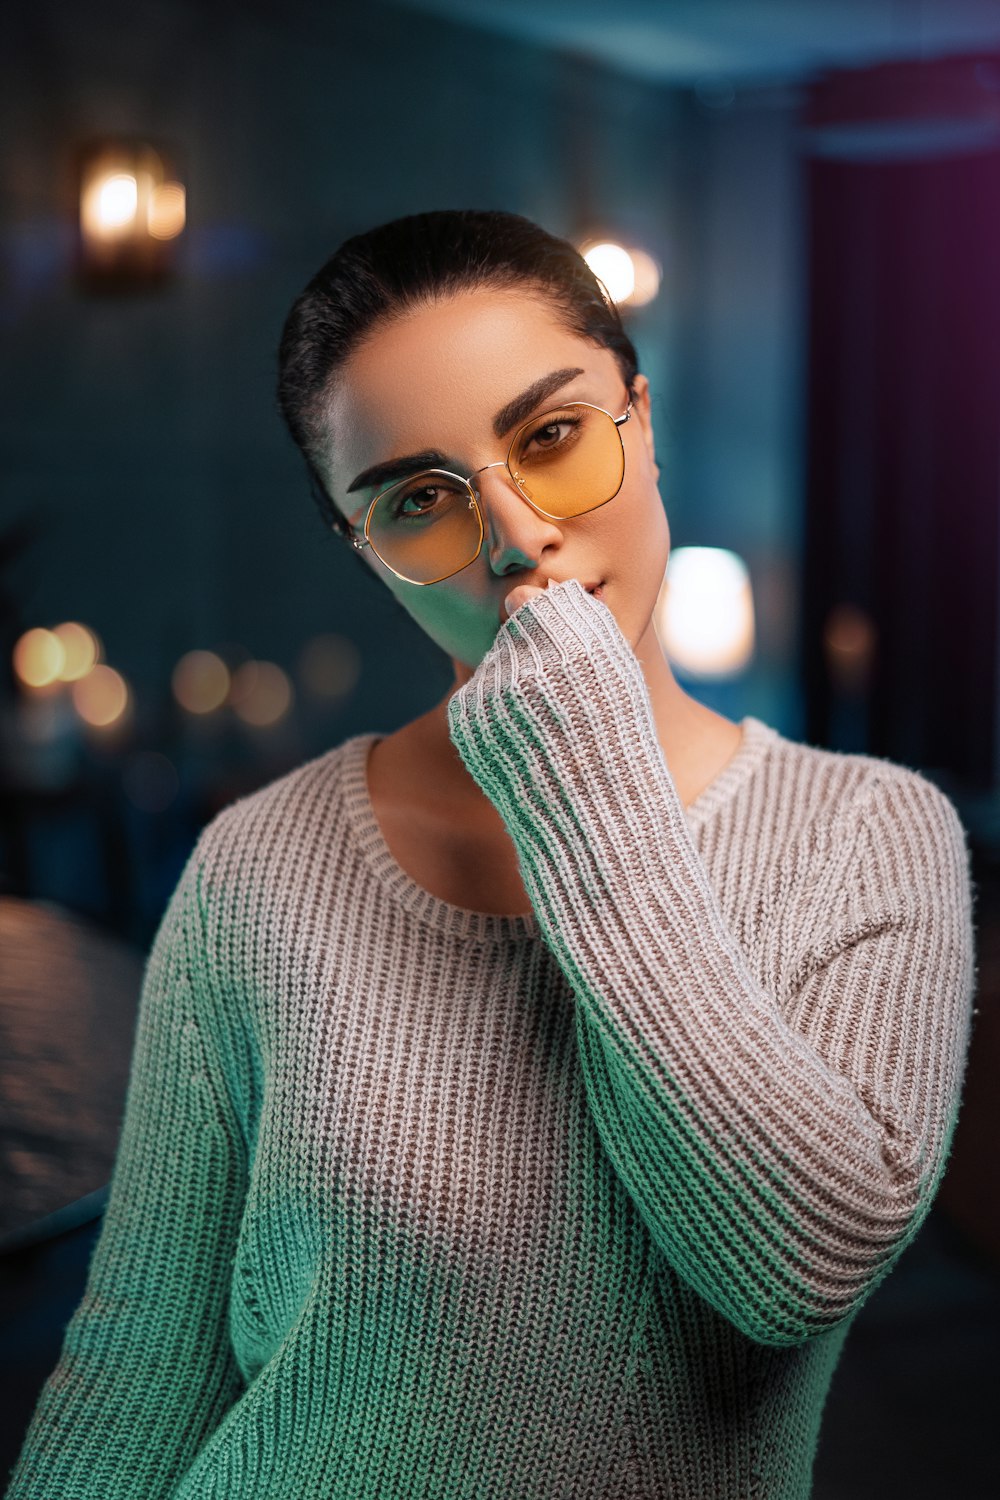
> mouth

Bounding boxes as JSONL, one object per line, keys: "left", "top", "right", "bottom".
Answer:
{"left": 497, "top": 579, "right": 605, "bottom": 622}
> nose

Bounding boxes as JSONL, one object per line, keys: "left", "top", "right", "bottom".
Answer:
{"left": 471, "top": 464, "right": 564, "bottom": 573}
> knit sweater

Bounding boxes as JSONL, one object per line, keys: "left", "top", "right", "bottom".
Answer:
{"left": 7, "top": 578, "right": 976, "bottom": 1500}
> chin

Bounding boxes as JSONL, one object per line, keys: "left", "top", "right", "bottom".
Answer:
{"left": 448, "top": 620, "right": 499, "bottom": 673}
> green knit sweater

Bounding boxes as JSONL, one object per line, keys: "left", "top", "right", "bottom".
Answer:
{"left": 7, "top": 579, "right": 976, "bottom": 1498}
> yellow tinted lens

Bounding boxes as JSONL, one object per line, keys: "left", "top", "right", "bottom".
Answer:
{"left": 510, "top": 404, "right": 624, "bottom": 516}
{"left": 368, "top": 472, "right": 480, "bottom": 583}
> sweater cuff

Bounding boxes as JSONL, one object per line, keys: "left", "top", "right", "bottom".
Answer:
{"left": 482, "top": 577, "right": 637, "bottom": 684}
{"left": 446, "top": 579, "right": 687, "bottom": 905}
{"left": 449, "top": 577, "right": 661, "bottom": 714}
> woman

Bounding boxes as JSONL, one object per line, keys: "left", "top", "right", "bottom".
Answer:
{"left": 9, "top": 210, "right": 976, "bottom": 1499}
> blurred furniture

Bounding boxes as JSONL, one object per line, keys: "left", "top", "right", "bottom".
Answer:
{"left": 0, "top": 896, "right": 145, "bottom": 1480}
{"left": 0, "top": 897, "right": 143, "bottom": 1246}
{"left": 0, "top": 777, "right": 136, "bottom": 939}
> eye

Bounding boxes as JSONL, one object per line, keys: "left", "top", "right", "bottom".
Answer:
{"left": 398, "top": 484, "right": 444, "bottom": 516}
{"left": 514, "top": 409, "right": 587, "bottom": 469}
{"left": 384, "top": 477, "right": 466, "bottom": 521}
{"left": 523, "top": 416, "right": 578, "bottom": 452}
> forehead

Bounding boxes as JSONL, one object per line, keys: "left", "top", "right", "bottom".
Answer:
{"left": 322, "top": 286, "right": 615, "bottom": 488}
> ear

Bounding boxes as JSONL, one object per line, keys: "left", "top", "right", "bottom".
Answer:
{"left": 629, "top": 373, "right": 659, "bottom": 482}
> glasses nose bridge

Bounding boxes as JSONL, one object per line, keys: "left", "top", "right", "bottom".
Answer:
{"left": 467, "top": 458, "right": 545, "bottom": 540}
{"left": 469, "top": 459, "right": 566, "bottom": 573}
{"left": 466, "top": 458, "right": 509, "bottom": 497}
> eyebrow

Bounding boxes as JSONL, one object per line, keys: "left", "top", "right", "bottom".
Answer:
{"left": 492, "top": 366, "right": 587, "bottom": 443}
{"left": 344, "top": 366, "right": 587, "bottom": 496}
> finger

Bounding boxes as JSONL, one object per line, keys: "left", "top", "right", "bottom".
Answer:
{"left": 504, "top": 583, "right": 548, "bottom": 617}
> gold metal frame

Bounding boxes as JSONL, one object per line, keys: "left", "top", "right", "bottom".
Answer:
{"left": 342, "top": 396, "right": 633, "bottom": 586}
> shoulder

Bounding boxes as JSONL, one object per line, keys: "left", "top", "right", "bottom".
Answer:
{"left": 190, "top": 734, "right": 374, "bottom": 897}
{"left": 754, "top": 717, "right": 963, "bottom": 824}
{"left": 164, "top": 734, "right": 381, "bottom": 1006}
{"left": 758, "top": 722, "right": 971, "bottom": 901}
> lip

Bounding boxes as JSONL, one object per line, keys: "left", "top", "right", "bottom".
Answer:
{"left": 499, "top": 578, "right": 605, "bottom": 623}
{"left": 545, "top": 578, "right": 604, "bottom": 593}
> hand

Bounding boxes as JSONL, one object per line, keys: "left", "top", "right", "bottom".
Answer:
{"left": 504, "top": 582, "right": 550, "bottom": 617}
{"left": 450, "top": 575, "right": 662, "bottom": 851}
{"left": 503, "top": 578, "right": 639, "bottom": 656}
{"left": 490, "top": 578, "right": 641, "bottom": 687}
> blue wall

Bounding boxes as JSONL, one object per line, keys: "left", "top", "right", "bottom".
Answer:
{"left": 2, "top": 0, "right": 804, "bottom": 760}
{"left": 667, "top": 87, "right": 806, "bottom": 732}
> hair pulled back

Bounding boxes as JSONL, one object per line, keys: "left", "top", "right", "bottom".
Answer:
{"left": 276, "top": 209, "right": 640, "bottom": 537}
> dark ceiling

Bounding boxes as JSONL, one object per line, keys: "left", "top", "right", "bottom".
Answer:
{"left": 391, "top": 0, "right": 1000, "bottom": 85}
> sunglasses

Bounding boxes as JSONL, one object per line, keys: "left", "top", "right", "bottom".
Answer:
{"left": 336, "top": 392, "right": 633, "bottom": 586}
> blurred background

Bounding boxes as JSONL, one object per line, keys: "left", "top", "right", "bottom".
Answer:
{"left": 2, "top": 1, "right": 999, "bottom": 1495}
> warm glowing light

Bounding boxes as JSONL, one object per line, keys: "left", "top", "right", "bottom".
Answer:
{"left": 80, "top": 172, "right": 142, "bottom": 243}
{"left": 579, "top": 239, "right": 661, "bottom": 307}
{"left": 823, "top": 603, "right": 877, "bottom": 692}
{"left": 172, "top": 650, "right": 231, "bottom": 714}
{"left": 52, "top": 621, "right": 101, "bottom": 681}
{"left": 655, "top": 547, "right": 755, "bottom": 677}
{"left": 298, "top": 634, "right": 361, "bottom": 700}
{"left": 582, "top": 242, "right": 635, "bottom": 304}
{"left": 148, "top": 181, "right": 186, "bottom": 240}
{"left": 224, "top": 657, "right": 257, "bottom": 708}
{"left": 626, "top": 248, "right": 661, "bottom": 307}
{"left": 122, "top": 750, "right": 179, "bottom": 813}
{"left": 13, "top": 628, "right": 66, "bottom": 689}
{"left": 72, "top": 664, "right": 129, "bottom": 727}
{"left": 97, "top": 173, "right": 137, "bottom": 230}
{"left": 78, "top": 142, "right": 184, "bottom": 286}
{"left": 231, "top": 661, "right": 293, "bottom": 727}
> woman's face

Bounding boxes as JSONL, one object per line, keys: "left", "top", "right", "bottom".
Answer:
{"left": 318, "top": 285, "right": 669, "bottom": 676}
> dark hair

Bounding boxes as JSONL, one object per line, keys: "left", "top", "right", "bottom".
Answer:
{"left": 276, "top": 209, "right": 640, "bottom": 540}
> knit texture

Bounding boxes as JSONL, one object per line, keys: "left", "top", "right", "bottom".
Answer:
{"left": 7, "top": 578, "right": 976, "bottom": 1499}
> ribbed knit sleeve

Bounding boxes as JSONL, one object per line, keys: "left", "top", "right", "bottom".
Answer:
{"left": 6, "top": 838, "right": 248, "bottom": 1498}
{"left": 447, "top": 578, "right": 976, "bottom": 1349}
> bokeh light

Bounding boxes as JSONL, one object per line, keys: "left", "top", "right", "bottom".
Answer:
{"left": 52, "top": 621, "right": 102, "bottom": 681}
{"left": 148, "top": 181, "right": 186, "bottom": 240}
{"left": 627, "top": 248, "right": 662, "bottom": 307}
{"left": 297, "top": 634, "right": 361, "bottom": 700}
{"left": 71, "top": 664, "right": 129, "bottom": 727}
{"left": 13, "top": 628, "right": 66, "bottom": 689}
{"left": 581, "top": 241, "right": 636, "bottom": 304}
{"left": 78, "top": 142, "right": 184, "bottom": 286}
{"left": 225, "top": 655, "right": 259, "bottom": 709}
{"left": 580, "top": 240, "right": 661, "bottom": 308}
{"left": 655, "top": 547, "right": 756, "bottom": 677}
{"left": 823, "top": 602, "right": 877, "bottom": 692}
{"left": 87, "top": 172, "right": 138, "bottom": 236}
{"left": 231, "top": 661, "right": 293, "bottom": 726}
{"left": 172, "top": 650, "right": 231, "bottom": 714}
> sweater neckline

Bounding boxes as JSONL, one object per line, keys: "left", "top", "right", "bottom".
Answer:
{"left": 682, "top": 715, "right": 780, "bottom": 829}
{"left": 338, "top": 714, "right": 778, "bottom": 943}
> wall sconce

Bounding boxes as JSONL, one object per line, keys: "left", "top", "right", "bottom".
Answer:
{"left": 77, "top": 138, "right": 185, "bottom": 290}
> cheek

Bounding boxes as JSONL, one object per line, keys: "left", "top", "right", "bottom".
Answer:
{"left": 601, "top": 496, "right": 669, "bottom": 644}
{"left": 613, "top": 477, "right": 668, "bottom": 568}
{"left": 380, "top": 578, "right": 498, "bottom": 665}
